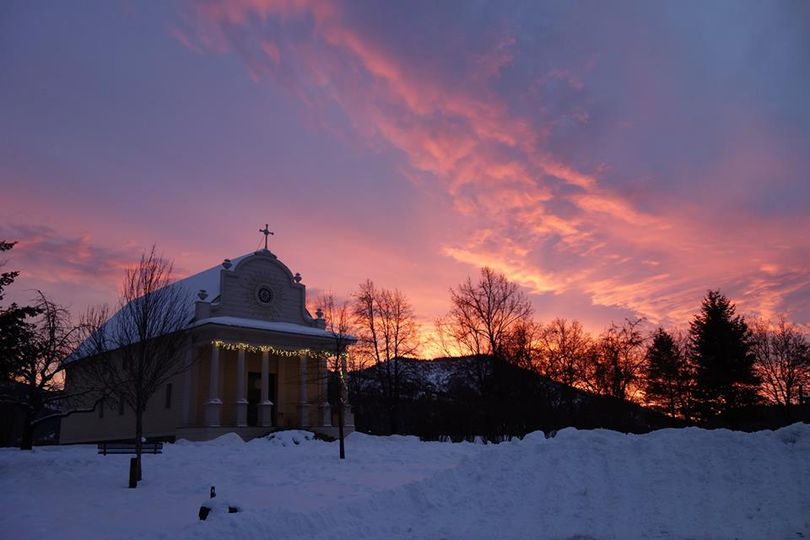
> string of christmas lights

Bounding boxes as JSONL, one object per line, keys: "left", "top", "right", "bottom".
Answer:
{"left": 211, "top": 340, "right": 344, "bottom": 359}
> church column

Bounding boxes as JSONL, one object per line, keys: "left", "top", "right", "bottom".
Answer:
{"left": 205, "top": 344, "right": 222, "bottom": 427}
{"left": 319, "top": 357, "right": 331, "bottom": 426}
{"left": 235, "top": 349, "right": 248, "bottom": 427}
{"left": 298, "top": 354, "right": 310, "bottom": 427}
{"left": 260, "top": 351, "right": 273, "bottom": 427}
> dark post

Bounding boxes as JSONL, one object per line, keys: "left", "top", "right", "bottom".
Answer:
{"left": 128, "top": 458, "right": 138, "bottom": 488}
{"left": 199, "top": 485, "right": 216, "bottom": 520}
{"left": 338, "top": 398, "right": 345, "bottom": 459}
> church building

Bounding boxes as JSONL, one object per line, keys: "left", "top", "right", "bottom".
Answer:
{"left": 60, "top": 230, "right": 353, "bottom": 443}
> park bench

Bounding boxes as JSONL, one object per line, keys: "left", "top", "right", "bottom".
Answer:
{"left": 97, "top": 441, "right": 163, "bottom": 488}
{"left": 97, "top": 441, "right": 163, "bottom": 455}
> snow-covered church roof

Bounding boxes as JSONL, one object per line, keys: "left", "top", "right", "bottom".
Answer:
{"left": 68, "top": 248, "right": 342, "bottom": 363}
{"left": 173, "top": 252, "right": 252, "bottom": 305}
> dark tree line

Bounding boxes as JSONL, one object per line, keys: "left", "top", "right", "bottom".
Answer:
{"left": 342, "top": 267, "right": 809, "bottom": 436}
{"left": 644, "top": 292, "right": 808, "bottom": 425}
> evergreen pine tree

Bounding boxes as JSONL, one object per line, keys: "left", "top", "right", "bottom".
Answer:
{"left": 0, "top": 241, "right": 40, "bottom": 381}
{"left": 644, "top": 328, "right": 692, "bottom": 419}
{"left": 689, "top": 290, "right": 759, "bottom": 421}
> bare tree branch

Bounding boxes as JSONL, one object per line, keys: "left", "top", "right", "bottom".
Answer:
{"left": 73, "top": 246, "right": 192, "bottom": 480}
{"left": 353, "top": 280, "right": 419, "bottom": 433}
{"left": 319, "top": 292, "right": 354, "bottom": 459}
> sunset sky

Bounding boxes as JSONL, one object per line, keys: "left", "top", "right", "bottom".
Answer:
{"left": 2, "top": 1, "right": 809, "bottom": 352}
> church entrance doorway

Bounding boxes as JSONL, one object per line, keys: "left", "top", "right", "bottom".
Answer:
{"left": 247, "top": 372, "right": 276, "bottom": 427}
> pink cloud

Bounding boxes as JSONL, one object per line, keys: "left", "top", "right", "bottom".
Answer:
{"left": 0, "top": 223, "right": 143, "bottom": 313}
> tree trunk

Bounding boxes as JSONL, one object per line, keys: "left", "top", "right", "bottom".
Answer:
{"left": 20, "top": 411, "right": 34, "bottom": 450}
{"left": 389, "top": 399, "right": 399, "bottom": 435}
{"left": 337, "top": 398, "right": 345, "bottom": 460}
{"left": 337, "top": 357, "right": 347, "bottom": 459}
{"left": 135, "top": 405, "right": 144, "bottom": 485}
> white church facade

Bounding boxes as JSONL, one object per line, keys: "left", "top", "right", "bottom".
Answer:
{"left": 60, "top": 239, "right": 353, "bottom": 443}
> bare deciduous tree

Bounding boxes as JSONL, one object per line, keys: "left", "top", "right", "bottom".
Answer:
{"left": 353, "top": 280, "right": 419, "bottom": 434}
{"left": 436, "top": 269, "right": 535, "bottom": 440}
{"left": 3, "top": 291, "right": 88, "bottom": 449}
{"left": 319, "top": 292, "right": 354, "bottom": 459}
{"left": 438, "top": 267, "right": 533, "bottom": 397}
{"left": 445, "top": 268, "right": 533, "bottom": 358}
{"left": 537, "top": 318, "right": 592, "bottom": 388}
{"left": 502, "top": 319, "right": 542, "bottom": 371}
{"left": 752, "top": 317, "right": 810, "bottom": 408}
{"left": 586, "top": 318, "right": 647, "bottom": 401}
{"left": 81, "top": 247, "right": 191, "bottom": 481}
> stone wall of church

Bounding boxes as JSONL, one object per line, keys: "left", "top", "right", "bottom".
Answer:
{"left": 60, "top": 336, "right": 329, "bottom": 444}
{"left": 60, "top": 358, "right": 185, "bottom": 444}
{"left": 216, "top": 255, "right": 309, "bottom": 325}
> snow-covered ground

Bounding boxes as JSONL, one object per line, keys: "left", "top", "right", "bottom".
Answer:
{"left": 2, "top": 426, "right": 808, "bottom": 539}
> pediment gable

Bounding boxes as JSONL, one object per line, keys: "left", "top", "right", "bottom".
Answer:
{"left": 208, "top": 250, "right": 314, "bottom": 326}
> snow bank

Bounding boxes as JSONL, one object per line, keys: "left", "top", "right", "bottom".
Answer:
{"left": 1, "top": 425, "right": 807, "bottom": 539}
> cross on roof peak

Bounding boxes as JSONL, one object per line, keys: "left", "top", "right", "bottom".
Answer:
{"left": 259, "top": 223, "right": 274, "bottom": 251}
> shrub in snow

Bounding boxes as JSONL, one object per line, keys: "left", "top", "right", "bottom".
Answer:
{"left": 260, "top": 430, "right": 317, "bottom": 447}
{"left": 198, "top": 485, "right": 241, "bottom": 521}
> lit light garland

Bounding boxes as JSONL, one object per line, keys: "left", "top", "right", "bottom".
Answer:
{"left": 211, "top": 340, "right": 345, "bottom": 359}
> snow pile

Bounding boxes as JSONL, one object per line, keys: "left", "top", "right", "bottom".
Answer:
{"left": 1, "top": 425, "right": 808, "bottom": 539}
{"left": 205, "top": 432, "right": 246, "bottom": 446}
